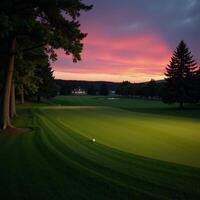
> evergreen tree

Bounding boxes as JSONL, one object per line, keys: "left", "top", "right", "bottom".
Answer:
{"left": 36, "top": 64, "right": 57, "bottom": 102}
{"left": 163, "top": 41, "right": 198, "bottom": 109}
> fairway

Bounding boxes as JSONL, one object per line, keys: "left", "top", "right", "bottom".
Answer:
{"left": 43, "top": 105, "right": 200, "bottom": 168}
{"left": 0, "top": 96, "right": 200, "bottom": 199}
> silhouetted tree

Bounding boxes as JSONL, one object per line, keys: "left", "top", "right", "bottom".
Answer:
{"left": 116, "top": 81, "right": 132, "bottom": 96}
{"left": 87, "top": 85, "right": 97, "bottom": 95}
{"left": 162, "top": 41, "right": 198, "bottom": 109}
{"left": 60, "top": 83, "right": 72, "bottom": 95}
{"left": 36, "top": 64, "right": 57, "bottom": 102}
{"left": 145, "top": 79, "right": 158, "bottom": 98}
{"left": 15, "top": 47, "right": 48, "bottom": 105}
{"left": 99, "top": 83, "right": 109, "bottom": 96}
{"left": 0, "top": 0, "right": 92, "bottom": 129}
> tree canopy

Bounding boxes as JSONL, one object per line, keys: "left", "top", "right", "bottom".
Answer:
{"left": 162, "top": 40, "right": 198, "bottom": 108}
{"left": 0, "top": 0, "right": 92, "bottom": 130}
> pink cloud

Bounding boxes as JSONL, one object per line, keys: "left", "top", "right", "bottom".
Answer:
{"left": 52, "top": 27, "right": 172, "bottom": 82}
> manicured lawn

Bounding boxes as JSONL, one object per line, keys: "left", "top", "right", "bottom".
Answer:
{"left": 0, "top": 96, "right": 200, "bottom": 199}
{"left": 44, "top": 105, "right": 200, "bottom": 168}
{"left": 50, "top": 96, "right": 200, "bottom": 167}
{"left": 51, "top": 95, "right": 200, "bottom": 119}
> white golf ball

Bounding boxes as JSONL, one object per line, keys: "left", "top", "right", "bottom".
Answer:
{"left": 92, "top": 138, "right": 96, "bottom": 142}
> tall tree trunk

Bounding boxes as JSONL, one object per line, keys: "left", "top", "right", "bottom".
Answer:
{"left": 10, "top": 81, "right": 17, "bottom": 118}
{"left": 20, "top": 84, "right": 24, "bottom": 104}
{"left": 0, "top": 37, "right": 16, "bottom": 130}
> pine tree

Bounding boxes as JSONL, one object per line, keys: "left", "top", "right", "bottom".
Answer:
{"left": 163, "top": 41, "right": 198, "bottom": 109}
{"left": 36, "top": 64, "right": 57, "bottom": 102}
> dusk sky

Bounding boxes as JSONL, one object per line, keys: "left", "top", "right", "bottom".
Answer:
{"left": 53, "top": 0, "right": 200, "bottom": 83}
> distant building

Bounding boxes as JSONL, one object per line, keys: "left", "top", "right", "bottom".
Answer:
{"left": 72, "top": 87, "right": 86, "bottom": 95}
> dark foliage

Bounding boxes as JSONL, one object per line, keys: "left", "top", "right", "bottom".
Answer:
{"left": 36, "top": 64, "right": 57, "bottom": 102}
{"left": 0, "top": 0, "right": 92, "bottom": 129}
{"left": 60, "top": 83, "right": 72, "bottom": 95}
{"left": 86, "top": 84, "right": 97, "bottom": 95}
{"left": 116, "top": 80, "right": 164, "bottom": 99}
{"left": 116, "top": 81, "right": 133, "bottom": 96}
{"left": 162, "top": 41, "right": 198, "bottom": 108}
{"left": 99, "top": 83, "right": 109, "bottom": 96}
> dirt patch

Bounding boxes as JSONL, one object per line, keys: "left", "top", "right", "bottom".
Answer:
{"left": 0, "top": 127, "right": 33, "bottom": 135}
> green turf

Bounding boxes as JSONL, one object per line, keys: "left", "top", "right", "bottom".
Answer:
{"left": 51, "top": 95, "right": 200, "bottom": 119}
{"left": 43, "top": 105, "right": 200, "bottom": 168}
{"left": 50, "top": 96, "right": 200, "bottom": 167}
{"left": 0, "top": 96, "right": 200, "bottom": 199}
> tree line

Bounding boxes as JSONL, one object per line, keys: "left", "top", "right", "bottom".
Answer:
{"left": 0, "top": 0, "right": 92, "bottom": 130}
{"left": 57, "top": 81, "right": 110, "bottom": 96}
{"left": 116, "top": 80, "right": 164, "bottom": 99}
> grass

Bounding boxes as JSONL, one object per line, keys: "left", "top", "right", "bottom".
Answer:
{"left": 51, "top": 95, "right": 200, "bottom": 119}
{"left": 0, "top": 95, "right": 200, "bottom": 199}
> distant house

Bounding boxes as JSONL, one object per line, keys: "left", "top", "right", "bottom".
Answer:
{"left": 72, "top": 87, "right": 86, "bottom": 95}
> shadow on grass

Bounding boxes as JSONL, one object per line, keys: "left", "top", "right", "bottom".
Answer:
{"left": 0, "top": 127, "right": 33, "bottom": 135}
{"left": 123, "top": 104, "right": 200, "bottom": 120}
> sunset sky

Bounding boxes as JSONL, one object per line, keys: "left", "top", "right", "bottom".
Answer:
{"left": 53, "top": 0, "right": 200, "bottom": 83}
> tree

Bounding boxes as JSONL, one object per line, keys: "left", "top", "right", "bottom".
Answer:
{"left": 0, "top": 0, "right": 92, "bottom": 130}
{"left": 14, "top": 48, "right": 46, "bottom": 104}
{"left": 116, "top": 81, "right": 132, "bottom": 96}
{"left": 145, "top": 79, "right": 158, "bottom": 98}
{"left": 162, "top": 41, "right": 198, "bottom": 109}
{"left": 99, "top": 83, "right": 109, "bottom": 96}
{"left": 36, "top": 64, "right": 57, "bottom": 102}
{"left": 60, "top": 83, "right": 72, "bottom": 96}
{"left": 87, "top": 85, "right": 96, "bottom": 95}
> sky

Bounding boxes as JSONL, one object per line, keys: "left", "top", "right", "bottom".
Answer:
{"left": 53, "top": 0, "right": 200, "bottom": 83}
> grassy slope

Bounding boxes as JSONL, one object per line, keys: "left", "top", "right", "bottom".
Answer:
{"left": 0, "top": 96, "right": 200, "bottom": 199}
{"left": 51, "top": 95, "right": 200, "bottom": 119}
{"left": 51, "top": 96, "right": 200, "bottom": 167}
{"left": 43, "top": 106, "right": 200, "bottom": 168}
